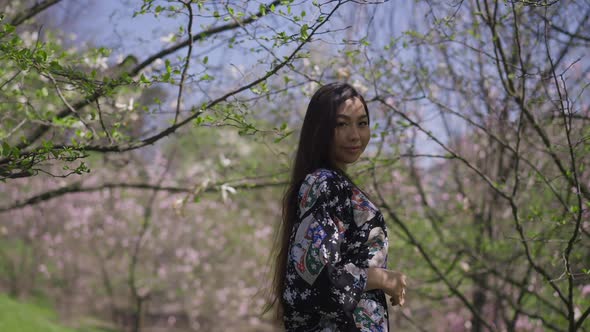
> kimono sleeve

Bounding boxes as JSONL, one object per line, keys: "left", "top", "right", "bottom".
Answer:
{"left": 290, "top": 170, "right": 367, "bottom": 324}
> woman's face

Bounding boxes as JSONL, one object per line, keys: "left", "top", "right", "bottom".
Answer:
{"left": 330, "top": 97, "right": 370, "bottom": 169}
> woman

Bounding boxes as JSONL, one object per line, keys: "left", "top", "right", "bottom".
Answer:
{"left": 267, "top": 82, "right": 407, "bottom": 331}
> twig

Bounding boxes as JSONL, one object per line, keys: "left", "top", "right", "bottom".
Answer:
{"left": 174, "top": 1, "right": 195, "bottom": 125}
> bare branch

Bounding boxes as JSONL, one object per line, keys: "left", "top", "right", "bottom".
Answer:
{"left": 0, "top": 177, "right": 287, "bottom": 213}
{"left": 9, "top": 0, "right": 63, "bottom": 26}
{"left": 174, "top": 1, "right": 195, "bottom": 126}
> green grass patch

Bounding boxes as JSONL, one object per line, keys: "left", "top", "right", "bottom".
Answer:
{"left": 0, "top": 294, "right": 117, "bottom": 332}
{"left": 0, "top": 293, "right": 76, "bottom": 332}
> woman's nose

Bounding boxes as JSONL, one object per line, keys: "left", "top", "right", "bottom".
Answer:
{"left": 347, "top": 126, "right": 361, "bottom": 141}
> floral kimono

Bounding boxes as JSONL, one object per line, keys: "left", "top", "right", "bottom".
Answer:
{"left": 283, "top": 168, "right": 389, "bottom": 332}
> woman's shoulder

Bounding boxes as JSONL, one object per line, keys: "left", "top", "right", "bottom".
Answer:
{"left": 300, "top": 168, "right": 350, "bottom": 195}
{"left": 298, "top": 168, "right": 351, "bottom": 216}
{"left": 305, "top": 168, "right": 348, "bottom": 184}
{"left": 307, "top": 167, "right": 337, "bottom": 180}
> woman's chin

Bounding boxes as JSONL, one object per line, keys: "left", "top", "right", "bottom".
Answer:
{"left": 344, "top": 157, "right": 360, "bottom": 164}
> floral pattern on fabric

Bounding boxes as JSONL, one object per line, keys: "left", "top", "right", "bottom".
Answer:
{"left": 291, "top": 214, "right": 329, "bottom": 284}
{"left": 350, "top": 187, "right": 377, "bottom": 227}
{"left": 283, "top": 168, "right": 389, "bottom": 332}
{"left": 354, "top": 298, "right": 388, "bottom": 332}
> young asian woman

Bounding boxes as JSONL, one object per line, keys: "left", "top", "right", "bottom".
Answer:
{"left": 266, "top": 82, "right": 407, "bottom": 332}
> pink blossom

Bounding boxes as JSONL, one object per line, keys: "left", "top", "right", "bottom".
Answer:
{"left": 516, "top": 316, "right": 534, "bottom": 330}
{"left": 413, "top": 194, "right": 421, "bottom": 203}
{"left": 445, "top": 312, "right": 467, "bottom": 332}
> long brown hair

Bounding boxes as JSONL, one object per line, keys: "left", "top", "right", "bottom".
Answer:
{"left": 263, "top": 82, "right": 370, "bottom": 322}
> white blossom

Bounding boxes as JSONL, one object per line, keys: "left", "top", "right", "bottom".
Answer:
{"left": 160, "top": 33, "right": 176, "bottom": 44}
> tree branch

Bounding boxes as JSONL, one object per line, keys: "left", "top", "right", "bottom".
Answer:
{"left": 2, "top": 0, "right": 283, "bottom": 157}
{"left": 0, "top": 178, "right": 287, "bottom": 213}
{"left": 38, "top": 0, "right": 344, "bottom": 156}
{"left": 370, "top": 167, "right": 496, "bottom": 331}
{"left": 9, "top": 0, "right": 63, "bottom": 26}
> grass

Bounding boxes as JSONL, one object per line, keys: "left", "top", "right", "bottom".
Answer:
{"left": 0, "top": 294, "right": 118, "bottom": 332}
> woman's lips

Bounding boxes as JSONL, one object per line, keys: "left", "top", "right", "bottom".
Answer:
{"left": 344, "top": 147, "right": 361, "bottom": 152}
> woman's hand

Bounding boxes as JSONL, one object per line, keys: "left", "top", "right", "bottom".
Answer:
{"left": 382, "top": 270, "right": 407, "bottom": 307}
{"left": 365, "top": 268, "right": 407, "bottom": 306}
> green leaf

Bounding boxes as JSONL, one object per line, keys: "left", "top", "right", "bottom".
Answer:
{"left": 300, "top": 24, "right": 309, "bottom": 40}
{"left": 1, "top": 141, "right": 10, "bottom": 157}
{"left": 2, "top": 24, "right": 15, "bottom": 34}
{"left": 274, "top": 130, "right": 292, "bottom": 143}
{"left": 165, "top": 59, "right": 172, "bottom": 73}
{"left": 200, "top": 73, "right": 214, "bottom": 81}
{"left": 41, "top": 140, "right": 53, "bottom": 150}
{"left": 203, "top": 56, "right": 208, "bottom": 64}
{"left": 36, "top": 49, "right": 48, "bottom": 62}
{"left": 140, "top": 74, "right": 151, "bottom": 84}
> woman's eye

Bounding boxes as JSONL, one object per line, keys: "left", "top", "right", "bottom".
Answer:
{"left": 359, "top": 121, "right": 369, "bottom": 126}
{"left": 337, "top": 122, "right": 347, "bottom": 127}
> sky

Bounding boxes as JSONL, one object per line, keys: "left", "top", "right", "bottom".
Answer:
{"left": 35, "top": 0, "right": 448, "bottom": 165}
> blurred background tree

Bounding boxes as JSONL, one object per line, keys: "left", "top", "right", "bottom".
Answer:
{"left": 0, "top": 0, "right": 588, "bottom": 331}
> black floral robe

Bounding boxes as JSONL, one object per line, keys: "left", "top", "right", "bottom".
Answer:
{"left": 283, "top": 168, "right": 389, "bottom": 332}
